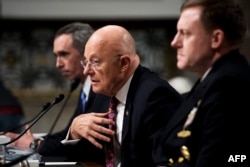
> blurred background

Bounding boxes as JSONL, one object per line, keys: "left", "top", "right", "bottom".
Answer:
{"left": 0, "top": 0, "right": 250, "bottom": 133}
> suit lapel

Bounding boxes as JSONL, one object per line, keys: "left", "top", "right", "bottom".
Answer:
{"left": 121, "top": 102, "right": 132, "bottom": 142}
{"left": 120, "top": 66, "right": 143, "bottom": 143}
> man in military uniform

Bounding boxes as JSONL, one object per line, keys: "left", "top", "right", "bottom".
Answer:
{"left": 154, "top": 0, "right": 250, "bottom": 167}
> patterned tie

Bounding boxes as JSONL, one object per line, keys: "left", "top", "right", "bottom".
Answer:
{"left": 106, "top": 96, "right": 119, "bottom": 167}
{"left": 81, "top": 91, "right": 86, "bottom": 113}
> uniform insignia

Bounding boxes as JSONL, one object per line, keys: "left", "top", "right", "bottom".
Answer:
{"left": 177, "top": 99, "right": 202, "bottom": 138}
{"left": 183, "top": 107, "right": 197, "bottom": 129}
{"left": 177, "top": 129, "right": 191, "bottom": 138}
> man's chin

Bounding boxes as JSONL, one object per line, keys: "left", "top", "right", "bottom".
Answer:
{"left": 92, "top": 86, "right": 101, "bottom": 94}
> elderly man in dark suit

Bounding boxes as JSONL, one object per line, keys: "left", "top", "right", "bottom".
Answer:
{"left": 79, "top": 25, "right": 182, "bottom": 167}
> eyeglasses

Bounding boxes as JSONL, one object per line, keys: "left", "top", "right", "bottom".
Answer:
{"left": 80, "top": 60, "right": 100, "bottom": 69}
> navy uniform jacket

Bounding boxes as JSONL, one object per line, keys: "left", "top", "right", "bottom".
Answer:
{"left": 39, "top": 88, "right": 110, "bottom": 165}
{"left": 154, "top": 49, "right": 250, "bottom": 167}
{"left": 118, "top": 65, "right": 182, "bottom": 167}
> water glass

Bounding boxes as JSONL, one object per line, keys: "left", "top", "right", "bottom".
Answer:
{"left": 0, "top": 145, "right": 6, "bottom": 166}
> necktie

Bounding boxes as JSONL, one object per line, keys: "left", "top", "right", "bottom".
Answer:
{"left": 81, "top": 91, "right": 86, "bottom": 113}
{"left": 106, "top": 96, "right": 119, "bottom": 167}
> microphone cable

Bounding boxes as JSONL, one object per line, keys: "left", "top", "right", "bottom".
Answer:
{"left": 47, "top": 78, "right": 80, "bottom": 135}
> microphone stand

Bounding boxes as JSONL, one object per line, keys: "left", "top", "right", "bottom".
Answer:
{"left": 47, "top": 78, "right": 80, "bottom": 135}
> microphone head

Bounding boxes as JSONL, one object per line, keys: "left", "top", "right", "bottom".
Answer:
{"left": 70, "top": 78, "right": 80, "bottom": 92}
{"left": 54, "top": 94, "right": 64, "bottom": 104}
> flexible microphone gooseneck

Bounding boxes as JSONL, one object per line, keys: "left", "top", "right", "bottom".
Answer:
{"left": 47, "top": 78, "right": 80, "bottom": 135}
{"left": 1, "top": 94, "right": 65, "bottom": 167}
{"left": 0, "top": 102, "right": 51, "bottom": 135}
{"left": 1, "top": 94, "right": 64, "bottom": 146}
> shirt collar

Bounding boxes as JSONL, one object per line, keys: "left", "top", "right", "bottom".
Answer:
{"left": 201, "top": 67, "right": 212, "bottom": 82}
{"left": 115, "top": 74, "right": 134, "bottom": 105}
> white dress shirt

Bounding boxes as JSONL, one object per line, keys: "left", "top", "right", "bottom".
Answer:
{"left": 114, "top": 75, "right": 133, "bottom": 167}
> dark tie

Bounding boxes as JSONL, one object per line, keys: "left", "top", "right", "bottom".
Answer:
{"left": 106, "top": 96, "right": 119, "bottom": 167}
{"left": 81, "top": 91, "right": 86, "bottom": 113}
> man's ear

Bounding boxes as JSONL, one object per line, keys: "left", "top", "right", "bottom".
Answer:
{"left": 211, "top": 29, "right": 224, "bottom": 49}
{"left": 120, "top": 55, "right": 130, "bottom": 72}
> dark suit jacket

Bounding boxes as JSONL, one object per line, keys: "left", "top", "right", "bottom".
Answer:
{"left": 154, "top": 49, "right": 250, "bottom": 167}
{"left": 119, "top": 65, "right": 182, "bottom": 167}
{"left": 39, "top": 87, "right": 110, "bottom": 165}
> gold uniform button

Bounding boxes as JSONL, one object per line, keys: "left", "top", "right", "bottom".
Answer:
{"left": 168, "top": 158, "right": 174, "bottom": 165}
{"left": 180, "top": 145, "right": 190, "bottom": 161}
{"left": 178, "top": 156, "right": 184, "bottom": 163}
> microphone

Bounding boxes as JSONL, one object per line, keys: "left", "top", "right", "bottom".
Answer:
{"left": 1, "top": 94, "right": 64, "bottom": 146}
{"left": 70, "top": 78, "right": 81, "bottom": 92}
{"left": 47, "top": 78, "right": 80, "bottom": 134}
{"left": 1, "top": 94, "right": 64, "bottom": 167}
{"left": 0, "top": 102, "right": 51, "bottom": 135}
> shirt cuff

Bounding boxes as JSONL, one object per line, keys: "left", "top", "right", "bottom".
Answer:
{"left": 60, "top": 128, "right": 81, "bottom": 145}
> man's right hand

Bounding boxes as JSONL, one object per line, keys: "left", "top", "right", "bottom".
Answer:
{"left": 69, "top": 112, "right": 115, "bottom": 149}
